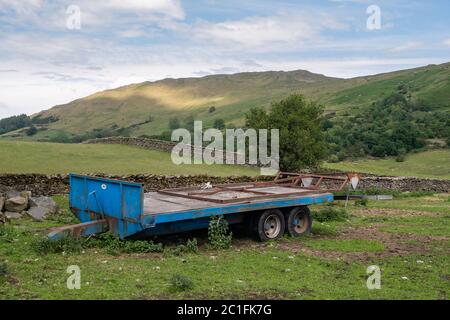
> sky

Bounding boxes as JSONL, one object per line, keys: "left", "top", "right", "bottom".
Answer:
{"left": 0, "top": 0, "right": 449, "bottom": 118}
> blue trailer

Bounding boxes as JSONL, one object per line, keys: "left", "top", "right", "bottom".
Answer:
{"left": 48, "top": 173, "right": 352, "bottom": 242}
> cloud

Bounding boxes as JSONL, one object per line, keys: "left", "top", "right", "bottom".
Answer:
{"left": 389, "top": 41, "right": 424, "bottom": 52}
{"left": 444, "top": 39, "right": 450, "bottom": 46}
{"left": 103, "top": 0, "right": 184, "bottom": 19}
{"left": 193, "top": 12, "right": 348, "bottom": 48}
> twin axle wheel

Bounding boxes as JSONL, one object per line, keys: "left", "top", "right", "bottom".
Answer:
{"left": 250, "top": 206, "right": 312, "bottom": 242}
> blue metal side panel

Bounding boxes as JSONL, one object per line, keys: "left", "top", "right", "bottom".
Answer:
{"left": 141, "top": 193, "right": 333, "bottom": 228}
{"left": 69, "top": 174, "right": 144, "bottom": 239}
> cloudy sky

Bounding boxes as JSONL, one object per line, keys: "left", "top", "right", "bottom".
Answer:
{"left": 0, "top": 0, "right": 449, "bottom": 118}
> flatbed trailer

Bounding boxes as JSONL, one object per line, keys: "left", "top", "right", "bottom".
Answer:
{"left": 48, "top": 173, "right": 354, "bottom": 241}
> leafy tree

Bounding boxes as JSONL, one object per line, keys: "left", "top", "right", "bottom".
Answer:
{"left": 0, "top": 114, "right": 31, "bottom": 134}
{"left": 213, "top": 118, "right": 225, "bottom": 130}
{"left": 26, "top": 125, "right": 38, "bottom": 136}
{"left": 168, "top": 117, "right": 181, "bottom": 130}
{"left": 184, "top": 115, "right": 195, "bottom": 132}
{"left": 246, "top": 94, "right": 327, "bottom": 171}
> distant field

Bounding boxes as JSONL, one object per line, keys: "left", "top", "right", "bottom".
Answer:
{"left": 324, "top": 150, "right": 450, "bottom": 179}
{"left": 0, "top": 141, "right": 258, "bottom": 176}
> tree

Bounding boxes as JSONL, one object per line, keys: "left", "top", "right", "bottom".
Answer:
{"left": 245, "top": 94, "right": 327, "bottom": 171}
{"left": 25, "top": 125, "right": 38, "bottom": 136}
{"left": 168, "top": 117, "right": 180, "bottom": 130}
{"left": 213, "top": 118, "right": 225, "bottom": 130}
{"left": 0, "top": 114, "right": 31, "bottom": 134}
{"left": 184, "top": 115, "right": 195, "bottom": 132}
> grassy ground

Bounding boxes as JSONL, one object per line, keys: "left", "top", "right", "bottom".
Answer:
{"left": 324, "top": 149, "right": 450, "bottom": 179}
{"left": 0, "top": 140, "right": 258, "bottom": 176}
{"left": 1, "top": 193, "right": 449, "bottom": 300}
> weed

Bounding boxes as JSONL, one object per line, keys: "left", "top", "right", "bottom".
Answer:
{"left": 165, "top": 239, "right": 199, "bottom": 256}
{"left": 311, "top": 222, "right": 338, "bottom": 236}
{"left": 208, "top": 215, "right": 232, "bottom": 250}
{"left": 0, "top": 225, "right": 19, "bottom": 243}
{"left": 312, "top": 206, "right": 349, "bottom": 222}
{"left": 169, "top": 274, "right": 194, "bottom": 291}
{"left": 355, "top": 198, "right": 369, "bottom": 207}
{"left": 186, "top": 238, "right": 198, "bottom": 253}
{"left": 0, "top": 262, "right": 8, "bottom": 276}
{"left": 32, "top": 236, "right": 84, "bottom": 255}
{"left": 88, "top": 232, "right": 163, "bottom": 254}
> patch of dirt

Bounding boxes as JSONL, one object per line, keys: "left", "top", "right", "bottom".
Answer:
{"left": 235, "top": 208, "right": 449, "bottom": 262}
{"left": 274, "top": 224, "right": 448, "bottom": 262}
{"left": 351, "top": 208, "right": 441, "bottom": 217}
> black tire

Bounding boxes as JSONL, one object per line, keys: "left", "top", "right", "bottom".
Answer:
{"left": 285, "top": 206, "right": 312, "bottom": 237}
{"left": 252, "top": 209, "right": 285, "bottom": 242}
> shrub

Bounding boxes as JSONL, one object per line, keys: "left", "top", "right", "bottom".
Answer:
{"left": 32, "top": 232, "right": 163, "bottom": 255}
{"left": 32, "top": 236, "right": 84, "bottom": 255}
{"left": 87, "top": 232, "right": 163, "bottom": 254}
{"left": 208, "top": 215, "right": 232, "bottom": 249}
{"left": 355, "top": 198, "right": 369, "bottom": 207}
{"left": 328, "top": 155, "right": 339, "bottom": 163}
{"left": 26, "top": 125, "right": 38, "bottom": 136}
{"left": 122, "top": 240, "right": 164, "bottom": 254}
{"left": 312, "top": 206, "right": 349, "bottom": 222}
{"left": 186, "top": 238, "right": 198, "bottom": 253}
{"left": 169, "top": 274, "right": 194, "bottom": 291}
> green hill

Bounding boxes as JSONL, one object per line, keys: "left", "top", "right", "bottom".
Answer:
{"left": 0, "top": 140, "right": 258, "bottom": 176}
{"left": 2, "top": 62, "right": 449, "bottom": 141}
{"left": 324, "top": 149, "right": 450, "bottom": 179}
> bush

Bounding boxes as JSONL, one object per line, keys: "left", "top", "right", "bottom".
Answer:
{"left": 312, "top": 206, "right": 349, "bottom": 222}
{"left": 32, "top": 232, "right": 164, "bottom": 255}
{"left": 355, "top": 198, "right": 369, "bottom": 207}
{"left": 328, "top": 155, "right": 339, "bottom": 163}
{"left": 26, "top": 125, "right": 38, "bottom": 136}
{"left": 165, "top": 239, "right": 198, "bottom": 256}
{"left": 186, "top": 238, "right": 198, "bottom": 253}
{"left": 32, "top": 236, "right": 84, "bottom": 255}
{"left": 208, "top": 215, "right": 232, "bottom": 249}
{"left": 169, "top": 274, "right": 194, "bottom": 291}
{"left": 88, "top": 232, "right": 163, "bottom": 255}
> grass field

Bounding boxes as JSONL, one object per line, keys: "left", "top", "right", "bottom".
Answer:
{"left": 1, "top": 193, "right": 449, "bottom": 299}
{"left": 0, "top": 140, "right": 258, "bottom": 176}
{"left": 324, "top": 149, "right": 450, "bottom": 179}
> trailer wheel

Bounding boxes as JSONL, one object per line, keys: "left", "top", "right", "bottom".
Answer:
{"left": 253, "top": 209, "right": 285, "bottom": 241}
{"left": 285, "top": 206, "right": 312, "bottom": 237}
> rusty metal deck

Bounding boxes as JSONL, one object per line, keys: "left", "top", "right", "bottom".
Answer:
{"left": 143, "top": 188, "right": 328, "bottom": 216}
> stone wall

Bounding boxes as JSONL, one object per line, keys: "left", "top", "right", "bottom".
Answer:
{"left": 84, "top": 137, "right": 177, "bottom": 153}
{"left": 84, "top": 137, "right": 262, "bottom": 167}
{"left": 0, "top": 174, "right": 448, "bottom": 196}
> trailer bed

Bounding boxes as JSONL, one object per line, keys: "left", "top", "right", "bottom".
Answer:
{"left": 143, "top": 185, "right": 322, "bottom": 216}
{"left": 49, "top": 173, "right": 342, "bottom": 240}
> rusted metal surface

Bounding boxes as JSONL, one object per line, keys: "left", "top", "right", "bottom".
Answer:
{"left": 158, "top": 172, "right": 356, "bottom": 204}
{"left": 47, "top": 219, "right": 108, "bottom": 240}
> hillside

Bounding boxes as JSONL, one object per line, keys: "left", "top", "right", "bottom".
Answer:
{"left": 2, "top": 62, "right": 449, "bottom": 141}
{"left": 0, "top": 141, "right": 258, "bottom": 176}
{"left": 324, "top": 149, "right": 450, "bottom": 180}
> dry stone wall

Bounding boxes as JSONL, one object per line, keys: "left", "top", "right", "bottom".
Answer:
{"left": 0, "top": 174, "right": 448, "bottom": 196}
